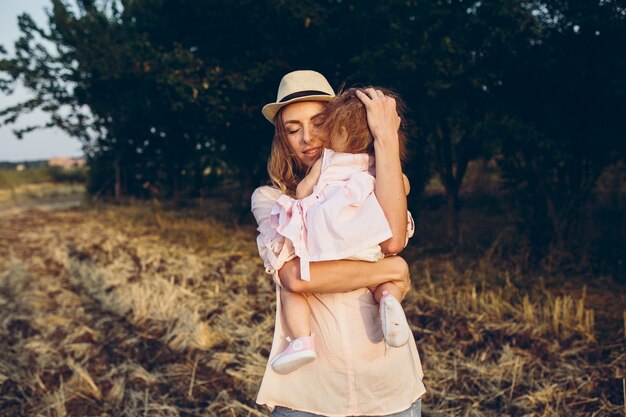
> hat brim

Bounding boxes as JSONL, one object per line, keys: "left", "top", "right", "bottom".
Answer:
{"left": 262, "top": 94, "right": 335, "bottom": 124}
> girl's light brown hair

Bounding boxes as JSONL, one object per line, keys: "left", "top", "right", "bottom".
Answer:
{"left": 319, "top": 87, "right": 409, "bottom": 163}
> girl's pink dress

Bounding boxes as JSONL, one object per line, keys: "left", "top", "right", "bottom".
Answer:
{"left": 269, "top": 148, "right": 392, "bottom": 280}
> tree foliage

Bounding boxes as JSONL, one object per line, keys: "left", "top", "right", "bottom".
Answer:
{"left": 496, "top": 0, "right": 626, "bottom": 261}
{"left": 1, "top": 0, "right": 625, "bottom": 265}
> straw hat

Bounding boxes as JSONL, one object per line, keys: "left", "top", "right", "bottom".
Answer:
{"left": 262, "top": 70, "right": 335, "bottom": 124}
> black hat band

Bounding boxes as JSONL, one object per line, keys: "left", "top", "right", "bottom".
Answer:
{"left": 279, "top": 90, "right": 332, "bottom": 103}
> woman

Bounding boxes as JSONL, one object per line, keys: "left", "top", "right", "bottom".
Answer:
{"left": 251, "top": 70, "right": 426, "bottom": 416}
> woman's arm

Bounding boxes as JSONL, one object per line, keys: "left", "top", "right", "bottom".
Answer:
{"left": 278, "top": 256, "right": 410, "bottom": 297}
{"left": 356, "top": 88, "right": 407, "bottom": 255}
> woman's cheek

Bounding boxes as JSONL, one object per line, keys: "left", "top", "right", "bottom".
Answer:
{"left": 286, "top": 134, "right": 301, "bottom": 151}
{"left": 315, "top": 130, "right": 329, "bottom": 147}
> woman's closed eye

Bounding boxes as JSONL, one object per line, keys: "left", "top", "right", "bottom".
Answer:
{"left": 311, "top": 114, "right": 325, "bottom": 128}
{"left": 285, "top": 123, "right": 300, "bottom": 134}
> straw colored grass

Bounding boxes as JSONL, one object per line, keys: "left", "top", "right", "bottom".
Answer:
{"left": 403, "top": 261, "right": 621, "bottom": 415}
{"left": 0, "top": 203, "right": 623, "bottom": 416}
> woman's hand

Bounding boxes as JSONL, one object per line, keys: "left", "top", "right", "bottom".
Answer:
{"left": 355, "top": 88, "right": 401, "bottom": 148}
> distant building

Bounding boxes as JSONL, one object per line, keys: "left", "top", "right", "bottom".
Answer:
{"left": 16, "top": 164, "right": 25, "bottom": 171}
{"left": 48, "top": 156, "right": 86, "bottom": 170}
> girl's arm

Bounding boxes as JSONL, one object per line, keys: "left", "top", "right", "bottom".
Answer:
{"left": 356, "top": 88, "right": 407, "bottom": 255}
{"left": 296, "top": 159, "right": 322, "bottom": 199}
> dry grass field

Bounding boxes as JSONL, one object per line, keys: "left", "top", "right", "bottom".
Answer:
{"left": 0, "top": 200, "right": 624, "bottom": 416}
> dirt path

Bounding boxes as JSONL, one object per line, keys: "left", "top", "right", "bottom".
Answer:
{"left": 0, "top": 195, "right": 83, "bottom": 217}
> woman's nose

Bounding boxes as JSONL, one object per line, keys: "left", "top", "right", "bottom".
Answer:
{"left": 301, "top": 126, "right": 312, "bottom": 144}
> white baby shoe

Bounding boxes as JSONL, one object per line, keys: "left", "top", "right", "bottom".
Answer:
{"left": 379, "top": 291, "right": 411, "bottom": 347}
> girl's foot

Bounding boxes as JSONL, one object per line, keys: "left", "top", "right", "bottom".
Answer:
{"left": 270, "top": 335, "right": 316, "bottom": 374}
{"left": 380, "top": 291, "right": 411, "bottom": 347}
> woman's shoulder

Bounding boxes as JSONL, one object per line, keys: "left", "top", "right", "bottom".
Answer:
{"left": 251, "top": 185, "right": 282, "bottom": 205}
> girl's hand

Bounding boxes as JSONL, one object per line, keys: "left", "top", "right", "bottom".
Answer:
{"left": 355, "top": 88, "right": 401, "bottom": 147}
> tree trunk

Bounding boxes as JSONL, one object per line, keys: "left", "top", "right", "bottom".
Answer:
{"left": 235, "top": 169, "right": 254, "bottom": 224}
{"left": 446, "top": 189, "right": 460, "bottom": 246}
{"left": 435, "top": 121, "right": 468, "bottom": 247}
{"left": 114, "top": 160, "right": 121, "bottom": 203}
{"left": 173, "top": 174, "right": 180, "bottom": 204}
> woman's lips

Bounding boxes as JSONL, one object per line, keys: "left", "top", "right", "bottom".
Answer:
{"left": 303, "top": 147, "right": 321, "bottom": 158}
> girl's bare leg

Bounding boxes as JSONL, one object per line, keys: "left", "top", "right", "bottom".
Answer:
{"left": 279, "top": 288, "right": 312, "bottom": 338}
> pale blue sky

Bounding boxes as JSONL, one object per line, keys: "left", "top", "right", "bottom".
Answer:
{"left": 0, "top": 0, "right": 83, "bottom": 162}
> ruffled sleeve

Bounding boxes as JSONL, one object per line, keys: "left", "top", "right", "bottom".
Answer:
{"left": 251, "top": 186, "right": 297, "bottom": 286}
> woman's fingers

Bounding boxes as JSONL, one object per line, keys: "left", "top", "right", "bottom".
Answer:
{"left": 356, "top": 88, "right": 385, "bottom": 103}
{"left": 365, "top": 88, "right": 382, "bottom": 100}
{"left": 358, "top": 88, "right": 400, "bottom": 120}
{"left": 356, "top": 88, "right": 395, "bottom": 107}
{"left": 355, "top": 89, "right": 372, "bottom": 105}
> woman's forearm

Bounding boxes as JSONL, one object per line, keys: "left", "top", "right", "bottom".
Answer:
{"left": 278, "top": 256, "right": 410, "bottom": 296}
{"left": 355, "top": 88, "right": 408, "bottom": 254}
{"left": 375, "top": 138, "right": 407, "bottom": 254}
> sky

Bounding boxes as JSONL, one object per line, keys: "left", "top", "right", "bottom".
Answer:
{"left": 0, "top": 0, "right": 83, "bottom": 162}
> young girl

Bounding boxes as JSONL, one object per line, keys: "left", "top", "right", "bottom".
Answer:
{"left": 268, "top": 87, "right": 413, "bottom": 375}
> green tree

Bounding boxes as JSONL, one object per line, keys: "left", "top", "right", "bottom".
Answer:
{"left": 497, "top": 0, "right": 626, "bottom": 264}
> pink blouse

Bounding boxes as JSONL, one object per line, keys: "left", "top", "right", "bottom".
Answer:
{"left": 251, "top": 186, "right": 426, "bottom": 417}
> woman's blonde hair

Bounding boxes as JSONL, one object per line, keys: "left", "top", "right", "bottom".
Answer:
{"left": 267, "top": 109, "right": 312, "bottom": 196}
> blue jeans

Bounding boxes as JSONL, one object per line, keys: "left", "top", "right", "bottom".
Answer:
{"left": 272, "top": 399, "right": 422, "bottom": 417}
